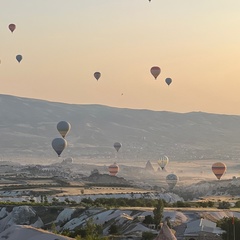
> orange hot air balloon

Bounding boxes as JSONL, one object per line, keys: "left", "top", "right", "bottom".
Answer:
{"left": 212, "top": 162, "right": 226, "bottom": 180}
{"left": 9, "top": 24, "right": 16, "bottom": 33}
{"left": 150, "top": 66, "right": 161, "bottom": 79}
{"left": 108, "top": 163, "right": 119, "bottom": 176}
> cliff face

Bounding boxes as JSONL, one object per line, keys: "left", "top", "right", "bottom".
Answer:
{"left": 0, "top": 206, "right": 43, "bottom": 232}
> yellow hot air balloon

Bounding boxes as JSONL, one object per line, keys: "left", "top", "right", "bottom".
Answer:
{"left": 212, "top": 162, "right": 226, "bottom": 180}
{"left": 157, "top": 155, "right": 169, "bottom": 170}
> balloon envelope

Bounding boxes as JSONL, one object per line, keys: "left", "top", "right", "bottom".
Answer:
{"left": 52, "top": 138, "right": 67, "bottom": 157}
{"left": 16, "top": 55, "right": 22, "bottom": 63}
{"left": 165, "top": 78, "right": 172, "bottom": 86}
{"left": 114, "top": 142, "right": 122, "bottom": 152}
{"left": 108, "top": 163, "right": 119, "bottom": 176}
{"left": 57, "top": 121, "right": 71, "bottom": 138}
{"left": 9, "top": 24, "right": 16, "bottom": 32}
{"left": 94, "top": 72, "right": 101, "bottom": 81}
{"left": 157, "top": 156, "right": 169, "bottom": 170}
{"left": 212, "top": 162, "right": 226, "bottom": 180}
{"left": 150, "top": 66, "right": 161, "bottom": 79}
{"left": 166, "top": 174, "right": 178, "bottom": 190}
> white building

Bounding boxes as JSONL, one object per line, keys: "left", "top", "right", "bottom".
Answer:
{"left": 184, "top": 218, "right": 224, "bottom": 240}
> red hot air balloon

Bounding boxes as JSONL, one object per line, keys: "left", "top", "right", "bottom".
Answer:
{"left": 108, "top": 163, "right": 119, "bottom": 176}
{"left": 150, "top": 66, "right": 161, "bottom": 79}
{"left": 212, "top": 162, "right": 227, "bottom": 180}
{"left": 9, "top": 24, "right": 16, "bottom": 33}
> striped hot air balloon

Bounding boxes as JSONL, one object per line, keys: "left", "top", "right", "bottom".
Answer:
{"left": 108, "top": 163, "right": 119, "bottom": 176}
{"left": 166, "top": 173, "right": 178, "bottom": 190}
{"left": 157, "top": 155, "right": 169, "bottom": 170}
{"left": 113, "top": 142, "right": 122, "bottom": 152}
{"left": 212, "top": 162, "right": 227, "bottom": 180}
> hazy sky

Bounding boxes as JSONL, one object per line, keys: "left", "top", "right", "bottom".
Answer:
{"left": 1, "top": 1, "right": 240, "bottom": 114}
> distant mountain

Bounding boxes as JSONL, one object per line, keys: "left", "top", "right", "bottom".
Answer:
{"left": 0, "top": 94, "right": 240, "bottom": 162}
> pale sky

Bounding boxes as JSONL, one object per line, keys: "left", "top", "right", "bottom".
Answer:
{"left": 1, "top": 1, "right": 240, "bottom": 114}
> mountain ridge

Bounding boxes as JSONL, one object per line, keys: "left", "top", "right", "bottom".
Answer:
{"left": 0, "top": 94, "right": 240, "bottom": 163}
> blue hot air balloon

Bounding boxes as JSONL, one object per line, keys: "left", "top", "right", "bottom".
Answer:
{"left": 16, "top": 55, "right": 22, "bottom": 63}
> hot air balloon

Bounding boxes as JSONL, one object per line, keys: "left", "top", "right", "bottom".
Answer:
{"left": 212, "top": 162, "right": 226, "bottom": 180}
{"left": 114, "top": 142, "right": 122, "bottom": 152}
{"left": 94, "top": 72, "right": 101, "bottom": 81}
{"left": 108, "top": 163, "right": 119, "bottom": 176}
{"left": 16, "top": 55, "right": 22, "bottom": 63}
{"left": 166, "top": 174, "right": 178, "bottom": 190}
{"left": 9, "top": 24, "right": 16, "bottom": 33}
{"left": 150, "top": 66, "right": 161, "bottom": 79}
{"left": 157, "top": 156, "right": 169, "bottom": 170}
{"left": 57, "top": 121, "right": 71, "bottom": 138}
{"left": 52, "top": 138, "right": 67, "bottom": 157}
{"left": 165, "top": 78, "right": 172, "bottom": 86}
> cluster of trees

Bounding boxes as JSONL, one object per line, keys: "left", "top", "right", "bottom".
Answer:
{"left": 81, "top": 197, "right": 170, "bottom": 208}
{"left": 217, "top": 217, "right": 240, "bottom": 240}
{"left": 58, "top": 218, "right": 108, "bottom": 240}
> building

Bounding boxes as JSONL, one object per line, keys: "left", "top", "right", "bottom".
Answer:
{"left": 184, "top": 218, "right": 224, "bottom": 240}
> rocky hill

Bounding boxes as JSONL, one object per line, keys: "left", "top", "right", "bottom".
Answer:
{"left": 0, "top": 205, "right": 239, "bottom": 239}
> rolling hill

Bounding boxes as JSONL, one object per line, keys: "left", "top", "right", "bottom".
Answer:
{"left": 0, "top": 94, "right": 240, "bottom": 163}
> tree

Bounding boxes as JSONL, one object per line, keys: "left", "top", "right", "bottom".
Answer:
{"left": 153, "top": 199, "right": 164, "bottom": 228}
{"left": 142, "top": 231, "right": 155, "bottom": 240}
{"left": 217, "top": 217, "right": 240, "bottom": 240}
{"left": 218, "top": 201, "right": 231, "bottom": 209}
{"left": 165, "top": 217, "right": 172, "bottom": 229}
{"left": 143, "top": 215, "right": 154, "bottom": 225}
{"left": 43, "top": 195, "right": 48, "bottom": 204}
{"left": 235, "top": 200, "right": 240, "bottom": 208}
{"left": 108, "top": 224, "right": 119, "bottom": 235}
{"left": 51, "top": 222, "right": 57, "bottom": 234}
